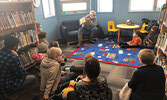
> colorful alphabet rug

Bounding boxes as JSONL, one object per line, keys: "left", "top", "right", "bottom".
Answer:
{"left": 67, "top": 39, "right": 142, "bottom": 68}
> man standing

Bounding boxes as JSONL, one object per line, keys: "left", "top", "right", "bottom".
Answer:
{"left": 77, "top": 10, "right": 98, "bottom": 48}
{"left": 0, "top": 35, "right": 36, "bottom": 99}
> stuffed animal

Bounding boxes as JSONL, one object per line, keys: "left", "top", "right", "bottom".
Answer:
{"left": 62, "top": 80, "right": 76, "bottom": 99}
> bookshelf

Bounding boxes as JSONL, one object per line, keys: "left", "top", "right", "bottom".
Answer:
{"left": 155, "top": 3, "right": 167, "bottom": 76}
{"left": 0, "top": 1, "right": 38, "bottom": 70}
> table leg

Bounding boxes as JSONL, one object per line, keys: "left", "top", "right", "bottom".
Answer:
{"left": 132, "top": 28, "right": 136, "bottom": 39}
{"left": 118, "top": 28, "right": 120, "bottom": 42}
{"left": 133, "top": 29, "right": 136, "bottom": 34}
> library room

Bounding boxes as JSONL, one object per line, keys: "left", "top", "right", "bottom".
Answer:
{"left": 0, "top": 0, "right": 167, "bottom": 100}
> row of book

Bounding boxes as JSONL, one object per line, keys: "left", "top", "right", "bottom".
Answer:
{"left": 11, "top": 29, "right": 38, "bottom": 48}
{"left": 155, "top": 32, "right": 167, "bottom": 54}
{"left": 0, "top": 9, "right": 35, "bottom": 30}
{"left": 19, "top": 48, "right": 38, "bottom": 69}
{"left": 159, "top": 4, "right": 167, "bottom": 26}
{"left": 0, "top": 39, "right": 4, "bottom": 49}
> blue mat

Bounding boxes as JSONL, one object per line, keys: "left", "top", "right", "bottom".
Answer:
{"left": 68, "top": 39, "right": 142, "bottom": 68}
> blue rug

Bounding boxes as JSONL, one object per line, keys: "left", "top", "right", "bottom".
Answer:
{"left": 68, "top": 39, "right": 142, "bottom": 68}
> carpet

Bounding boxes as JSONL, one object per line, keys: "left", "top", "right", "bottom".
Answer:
{"left": 67, "top": 39, "right": 142, "bottom": 68}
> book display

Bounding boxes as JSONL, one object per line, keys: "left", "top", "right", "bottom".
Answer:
{"left": 155, "top": 3, "right": 167, "bottom": 75}
{"left": 0, "top": 1, "right": 38, "bottom": 70}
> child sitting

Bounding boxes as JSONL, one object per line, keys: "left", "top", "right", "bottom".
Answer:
{"left": 38, "top": 32, "right": 50, "bottom": 46}
{"left": 32, "top": 42, "right": 48, "bottom": 66}
{"left": 38, "top": 32, "right": 60, "bottom": 48}
{"left": 119, "top": 31, "right": 142, "bottom": 48}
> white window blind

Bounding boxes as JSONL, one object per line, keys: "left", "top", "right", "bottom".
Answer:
{"left": 42, "top": 0, "right": 55, "bottom": 18}
{"left": 97, "top": 0, "right": 113, "bottom": 12}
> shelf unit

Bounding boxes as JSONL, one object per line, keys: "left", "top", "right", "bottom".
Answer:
{"left": 0, "top": 1, "right": 38, "bottom": 70}
{"left": 155, "top": 3, "right": 167, "bottom": 76}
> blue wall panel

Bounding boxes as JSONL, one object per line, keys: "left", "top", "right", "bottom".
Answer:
{"left": 34, "top": 0, "right": 161, "bottom": 41}
{"left": 34, "top": 0, "right": 59, "bottom": 42}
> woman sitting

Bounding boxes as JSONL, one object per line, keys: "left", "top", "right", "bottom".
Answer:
{"left": 143, "top": 26, "right": 159, "bottom": 48}
{"left": 67, "top": 57, "right": 112, "bottom": 100}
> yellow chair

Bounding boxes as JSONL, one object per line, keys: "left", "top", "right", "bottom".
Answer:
{"left": 106, "top": 21, "right": 118, "bottom": 40}
{"left": 139, "top": 23, "right": 149, "bottom": 33}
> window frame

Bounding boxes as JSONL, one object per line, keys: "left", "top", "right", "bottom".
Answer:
{"left": 42, "top": 0, "right": 55, "bottom": 18}
{"left": 60, "top": 0, "right": 90, "bottom": 15}
{"left": 97, "top": 0, "right": 113, "bottom": 12}
{"left": 129, "top": 0, "right": 166, "bottom": 12}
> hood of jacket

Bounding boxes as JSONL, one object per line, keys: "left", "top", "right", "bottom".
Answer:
{"left": 40, "top": 57, "right": 59, "bottom": 69}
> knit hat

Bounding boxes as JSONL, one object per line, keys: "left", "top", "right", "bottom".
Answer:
{"left": 38, "top": 42, "right": 48, "bottom": 53}
{"left": 4, "top": 35, "right": 19, "bottom": 49}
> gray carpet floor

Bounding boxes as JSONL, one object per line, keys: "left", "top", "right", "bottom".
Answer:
{"left": 14, "top": 41, "right": 137, "bottom": 100}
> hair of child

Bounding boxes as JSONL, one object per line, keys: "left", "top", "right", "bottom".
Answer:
{"left": 47, "top": 47, "right": 62, "bottom": 59}
{"left": 138, "top": 49, "right": 155, "bottom": 65}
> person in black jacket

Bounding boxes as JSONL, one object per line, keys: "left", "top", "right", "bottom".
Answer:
{"left": 128, "top": 49, "right": 166, "bottom": 100}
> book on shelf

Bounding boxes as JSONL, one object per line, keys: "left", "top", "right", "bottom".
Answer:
{"left": 155, "top": 32, "right": 164, "bottom": 48}
{"left": 11, "top": 29, "right": 37, "bottom": 48}
{"left": 19, "top": 47, "right": 38, "bottom": 68}
{"left": 0, "top": 10, "right": 35, "bottom": 30}
{"left": 160, "top": 33, "right": 167, "bottom": 49}
{"left": 159, "top": 4, "right": 167, "bottom": 26}
{"left": 0, "top": 40, "right": 4, "bottom": 49}
{"left": 162, "top": 37, "right": 167, "bottom": 54}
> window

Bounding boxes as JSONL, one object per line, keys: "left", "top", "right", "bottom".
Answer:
{"left": 97, "top": 0, "right": 113, "bottom": 12}
{"left": 60, "top": 0, "right": 89, "bottom": 14}
{"left": 42, "top": 0, "right": 55, "bottom": 18}
{"left": 129, "top": 0, "right": 166, "bottom": 12}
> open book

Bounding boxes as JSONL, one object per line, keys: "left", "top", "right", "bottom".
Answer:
{"left": 79, "top": 16, "right": 87, "bottom": 25}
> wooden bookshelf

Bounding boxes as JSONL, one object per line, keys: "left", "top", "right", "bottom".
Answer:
{"left": 0, "top": 23, "right": 35, "bottom": 36}
{"left": 155, "top": 3, "right": 167, "bottom": 76}
{"left": 0, "top": 1, "right": 38, "bottom": 70}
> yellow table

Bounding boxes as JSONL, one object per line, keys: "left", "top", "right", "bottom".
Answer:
{"left": 116, "top": 24, "right": 140, "bottom": 42}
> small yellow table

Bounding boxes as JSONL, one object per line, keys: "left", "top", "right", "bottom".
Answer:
{"left": 116, "top": 24, "right": 140, "bottom": 42}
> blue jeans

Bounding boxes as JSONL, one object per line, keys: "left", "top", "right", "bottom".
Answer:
{"left": 78, "top": 27, "right": 98, "bottom": 35}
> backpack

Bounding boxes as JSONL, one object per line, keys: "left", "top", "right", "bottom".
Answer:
{"left": 146, "top": 20, "right": 159, "bottom": 31}
{"left": 141, "top": 18, "right": 150, "bottom": 24}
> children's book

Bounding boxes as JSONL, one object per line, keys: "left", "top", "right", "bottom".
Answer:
{"left": 79, "top": 16, "right": 87, "bottom": 25}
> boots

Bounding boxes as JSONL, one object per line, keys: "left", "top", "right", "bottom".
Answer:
{"left": 77, "top": 34, "right": 82, "bottom": 48}
{"left": 90, "top": 33, "right": 95, "bottom": 43}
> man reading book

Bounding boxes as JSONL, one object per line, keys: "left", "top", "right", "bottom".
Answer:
{"left": 77, "top": 10, "right": 98, "bottom": 48}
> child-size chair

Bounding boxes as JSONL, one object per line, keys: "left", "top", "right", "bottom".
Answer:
{"left": 106, "top": 21, "right": 118, "bottom": 40}
{"left": 138, "top": 23, "right": 149, "bottom": 40}
{"left": 139, "top": 23, "right": 149, "bottom": 33}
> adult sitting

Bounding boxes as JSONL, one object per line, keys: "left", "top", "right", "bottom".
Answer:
{"left": 77, "top": 10, "right": 98, "bottom": 48}
{"left": 143, "top": 26, "right": 159, "bottom": 48}
{"left": 0, "top": 35, "right": 36, "bottom": 100}
{"left": 128, "top": 49, "right": 166, "bottom": 100}
{"left": 67, "top": 57, "right": 112, "bottom": 100}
